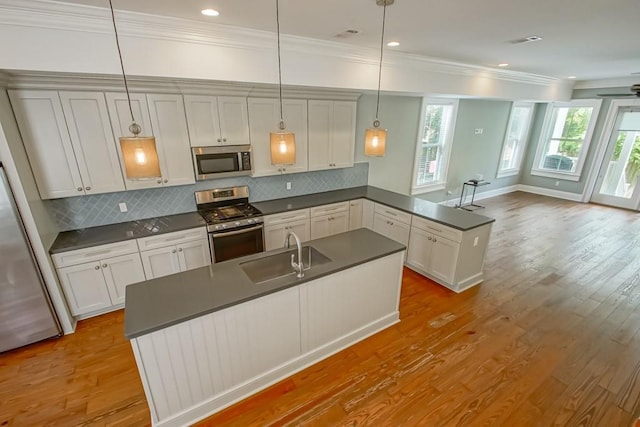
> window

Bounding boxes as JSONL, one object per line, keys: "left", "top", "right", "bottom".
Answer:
{"left": 496, "top": 102, "right": 534, "bottom": 178}
{"left": 531, "top": 99, "right": 602, "bottom": 181}
{"left": 411, "top": 98, "right": 458, "bottom": 194}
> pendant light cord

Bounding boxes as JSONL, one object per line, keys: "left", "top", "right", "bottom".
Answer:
{"left": 276, "top": 0, "right": 285, "bottom": 128}
{"left": 108, "top": 0, "right": 136, "bottom": 125}
{"left": 375, "top": 1, "right": 387, "bottom": 121}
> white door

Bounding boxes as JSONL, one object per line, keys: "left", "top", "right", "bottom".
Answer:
{"left": 147, "top": 94, "right": 196, "bottom": 187}
{"left": 217, "top": 96, "right": 250, "bottom": 145}
{"left": 101, "top": 253, "right": 146, "bottom": 305}
{"left": 591, "top": 106, "right": 640, "bottom": 209}
{"left": 288, "top": 219, "right": 311, "bottom": 243}
{"left": 264, "top": 223, "right": 286, "bottom": 251}
{"left": 59, "top": 91, "right": 125, "bottom": 195}
{"left": 9, "top": 90, "right": 84, "bottom": 199}
{"left": 281, "top": 100, "right": 309, "bottom": 174}
{"left": 310, "top": 215, "right": 332, "bottom": 240}
{"left": 328, "top": 211, "right": 349, "bottom": 235}
{"left": 362, "top": 199, "right": 375, "bottom": 230}
{"left": 184, "top": 95, "right": 222, "bottom": 147}
{"left": 348, "top": 199, "right": 363, "bottom": 230}
{"left": 177, "top": 240, "right": 211, "bottom": 271}
{"left": 429, "top": 236, "right": 460, "bottom": 284}
{"left": 140, "top": 246, "right": 181, "bottom": 279}
{"left": 308, "top": 100, "right": 332, "bottom": 171}
{"left": 373, "top": 213, "right": 410, "bottom": 246}
{"left": 104, "top": 92, "right": 161, "bottom": 190}
{"left": 331, "top": 101, "right": 356, "bottom": 168}
{"left": 57, "top": 262, "right": 112, "bottom": 315}
{"left": 248, "top": 98, "right": 281, "bottom": 176}
{"left": 407, "top": 226, "right": 432, "bottom": 273}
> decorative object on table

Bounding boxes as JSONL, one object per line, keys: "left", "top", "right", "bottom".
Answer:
{"left": 108, "top": 0, "right": 161, "bottom": 180}
{"left": 456, "top": 179, "right": 490, "bottom": 211}
{"left": 364, "top": 0, "right": 394, "bottom": 157}
{"left": 269, "top": 0, "right": 296, "bottom": 167}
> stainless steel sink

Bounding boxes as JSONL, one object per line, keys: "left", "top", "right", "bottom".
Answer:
{"left": 240, "top": 246, "right": 332, "bottom": 284}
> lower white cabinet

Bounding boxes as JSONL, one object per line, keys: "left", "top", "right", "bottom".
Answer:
{"left": 55, "top": 250, "right": 145, "bottom": 317}
{"left": 263, "top": 209, "right": 311, "bottom": 251}
{"left": 406, "top": 215, "right": 492, "bottom": 292}
{"left": 138, "top": 228, "right": 210, "bottom": 279}
{"left": 373, "top": 212, "right": 411, "bottom": 246}
{"left": 310, "top": 202, "right": 349, "bottom": 239}
{"left": 348, "top": 199, "right": 363, "bottom": 230}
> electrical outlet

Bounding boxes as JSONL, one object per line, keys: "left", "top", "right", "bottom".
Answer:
{"left": 286, "top": 182, "right": 292, "bottom": 190}
{"left": 555, "top": 180, "right": 560, "bottom": 187}
{"left": 446, "top": 190, "right": 453, "bottom": 195}
{"left": 474, "top": 128, "right": 484, "bottom": 135}
{"left": 118, "top": 202, "right": 128, "bottom": 213}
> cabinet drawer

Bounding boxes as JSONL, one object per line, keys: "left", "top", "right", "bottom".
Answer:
{"left": 137, "top": 227, "right": 208, "bottom": 251}
{"left": 374, "top": 203, "right": 412, "bottom": 225}
{"left": 411, "top": 216, "right": 462, "bottom": 243}
{"left": 264, "top": 209, "right": 310, "bottom": 226}
{"left": 310, "top": 202, "right": 349, "bottom": 218}
{"left": 52, "top": 239, "right": 139, "bottom": 268}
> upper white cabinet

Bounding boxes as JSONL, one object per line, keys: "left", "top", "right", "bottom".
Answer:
{"left": 248, "top": 98, "right": 308, "bottom": 176}
{"left": 9, "top": 90, "right": 124, "bottom": 199}
{"left": 308, "top": 100, "right": 356, "bottom": 171}
{"left": 105, "top": 92, "right": 195, "bottom": 190}
{"left": 184, "top": 95, "right": 250, "bottom": 147}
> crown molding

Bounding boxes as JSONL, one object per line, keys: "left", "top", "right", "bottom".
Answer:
{"left": 573, "top": 76, "right": 640, "bottom": 90}
{"left": 2, "top": 71, "right": 363, "bottom": 100}
{"left": 0, "top": 0, "right": 564, "bottom": 91}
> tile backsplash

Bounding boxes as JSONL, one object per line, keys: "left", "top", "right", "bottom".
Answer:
{"left": 45, "top": 163, "right": 369, "bottom": 231}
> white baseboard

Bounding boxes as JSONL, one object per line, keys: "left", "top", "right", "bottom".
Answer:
{"left": 440, "top": 184, "right": 584, "bottom": 206}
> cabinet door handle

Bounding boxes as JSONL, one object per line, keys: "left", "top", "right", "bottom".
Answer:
{"left": 172, "top": 249, "right": 177, "bottom": 253}
{"left": 77, "top": 187, "right": 83, "bottom": 192}
{"left": 428, "top": 236, "right": 432, "bottom": 241}
{"left": 222, "top": 138, "right": 227, "bottom": 142}
{"left": 157, "top": 179, "right": 162, "bottom": 184}
{"left": 94, "top": 265, "right": 100, "bottom": 270}
{"left": 178, "top": 248, "right": 183, "bottom": 252}
{"left": 163, "top": 179, "right": 168, "bottom": 183}
{"left": 102, "top": 263, "right": 108, "bottom": 268}
{"left": 433, "top": 238, "right": 437, "bottom": 243}
{"left": 85, "top": 186, "right": 91, "bottom": 191}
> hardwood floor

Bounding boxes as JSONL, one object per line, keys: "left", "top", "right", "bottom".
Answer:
{"left": 3, "top": 191, "right": 640, "bottom": 426}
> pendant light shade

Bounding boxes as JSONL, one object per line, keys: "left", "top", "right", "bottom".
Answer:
{"left": 108, "top": 0, "right": 161, "bottom": 180}
{"left": 365, "top": 0, "right": 393, "bottom": 157}
{"left": 270, "top": 122, "right": 296, "bottom": 165}
{"left": 364, "top": 123, "right": 387, "bottom": 157}
{"left": 270, "top": 0, "right": 296, "bottom": 168}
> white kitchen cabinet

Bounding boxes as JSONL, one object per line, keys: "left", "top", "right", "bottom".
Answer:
{"left": 138, "top": 228, "right": 210, "bottom": 279}
{"left": 308, "top": 100, "right": 356, "bottom": 171}
{"left": 372, "top": 204, "right": 412, "bottom": 247}
{"left": 146, "top": 94, "right": 196, "bottom": 187}
{"left": 184, "top": 95, "right": 250, "bottom": 146}
{"left": 248, "top": 98, "right": 308, "bottom": 176}
{"left": 406, "top": 215, "right": 492, "bottom": 292}
{"left": 52, "top": 240, "right": 145, "bottom": 317}
{"left": 9, "top": 90, "right": 125, "bottom": 199}
{"left": 105, "top": 92, "right": 195, "bottom": 189}
{"left": 264, "top": 209, "right": 311, "bottom": 251}
{"left": 310, "top": 202, "right": 350, "bottom": 240}
{"left": 348, "top": 199, "right": 363, "bottom": 230}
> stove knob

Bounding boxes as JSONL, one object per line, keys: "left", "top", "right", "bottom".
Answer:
{"left": 214, "top": 225, "right": 220, "bottom": 231}
{"left": 248, "top": 219, "right": 255, "bottom": 224}
{"left": 221, "top": 224, "right": 227, "bottom": 229}
{"left": 235, "top": 221, "right": 241, "bottom": 226}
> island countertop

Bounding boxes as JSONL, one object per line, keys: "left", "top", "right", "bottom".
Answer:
{"left": 124, "top": 228, "right": 405, "bottom": 339}
{"left": 252, "top": 186, "right": 494, "bottom": 232}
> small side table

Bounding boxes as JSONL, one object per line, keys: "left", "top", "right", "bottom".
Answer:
{"left": 456, "top": 180, "right": 490, "bottom": 211}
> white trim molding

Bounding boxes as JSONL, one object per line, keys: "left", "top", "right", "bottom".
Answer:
{"left": 441, "top": 184, "right": 584, "bottom": 206}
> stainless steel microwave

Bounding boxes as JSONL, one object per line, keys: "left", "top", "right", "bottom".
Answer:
{"left": 192, "top": 145, "right": 253, "bottom": 180}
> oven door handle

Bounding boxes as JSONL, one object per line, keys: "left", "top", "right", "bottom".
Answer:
{"left": 212, "top": 223, "right": 264, "bottom": 237}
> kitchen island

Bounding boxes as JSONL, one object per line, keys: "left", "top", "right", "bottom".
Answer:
{"left": 125, "top": 228, "right": 405, "bottom": 427}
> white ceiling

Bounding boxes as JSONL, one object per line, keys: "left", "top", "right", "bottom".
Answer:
{"left": 55, "top": 0, "right": 640, "bottom": 82}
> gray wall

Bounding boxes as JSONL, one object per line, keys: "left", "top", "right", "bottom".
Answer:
{"left": 520, "top": 87, "right": 626, "bottom": 195}
{"left": 356, "top": 95, "right": 516, "bottom": 203}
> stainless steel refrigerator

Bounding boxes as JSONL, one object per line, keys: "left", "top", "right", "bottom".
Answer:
{"left": 0, "top": 163, "right": 61, "bottom": 352}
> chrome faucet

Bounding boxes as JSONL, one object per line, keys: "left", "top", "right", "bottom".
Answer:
{"left": 284, "top": 230, "right": 304, "bottom": 278}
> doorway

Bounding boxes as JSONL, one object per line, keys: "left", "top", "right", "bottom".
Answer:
{"left": 590, "top": 105, "right": 640, "bottom": 209}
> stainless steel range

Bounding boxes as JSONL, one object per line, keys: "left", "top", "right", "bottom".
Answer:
{"left": 195, "top": 186, "right": 264, "bottom": 263}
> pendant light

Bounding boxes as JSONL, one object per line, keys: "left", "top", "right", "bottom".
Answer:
{"left": 365, "top": 0, "right": 393, "bottom": 157}
{"left": 269, "top": 0, "right": 296, "bottom": 166}
{"left": 108, "top": 0, "right": 161, "bottom": 180}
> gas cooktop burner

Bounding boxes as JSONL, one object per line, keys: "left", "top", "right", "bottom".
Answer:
{"left": 199, "top": 202, "right": 262, "bottom": 224}
{"left": 194, "top": 186, "right": 263, "bottom": 232}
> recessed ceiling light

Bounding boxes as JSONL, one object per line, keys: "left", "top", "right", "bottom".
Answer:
{"left": 568, "top": 76, "right": 577, "bottom": 79}
{"left": 386, "top": 41, "right": 400, "bottom": 47}
{"left": 201, "top": 9, "right": 220, "bottom": 17}
{"left": 497, "top": 63, "right": 509, "bottom": 67}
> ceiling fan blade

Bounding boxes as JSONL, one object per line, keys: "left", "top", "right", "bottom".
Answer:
{"left": 597, "top": 93, "right": 635, "bottom": 97}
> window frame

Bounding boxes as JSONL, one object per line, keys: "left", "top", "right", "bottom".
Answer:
{"left": 530, "top": 99, "right": 602, "bottom": 182}
{"left": 411, "top": 98, "right": 459, "bottom": 195}
{"left": 496, "top": 101, "right": 535, "bottom": 178}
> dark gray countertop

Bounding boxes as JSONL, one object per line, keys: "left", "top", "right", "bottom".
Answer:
{"left": 252, "top": 186, "right": 495, "bottom": 231}
{"left": 49, "top": 212, "right": 206, "bottom": 254}
{"left": 124, "top": 228, "right": 405, "bottom": 339}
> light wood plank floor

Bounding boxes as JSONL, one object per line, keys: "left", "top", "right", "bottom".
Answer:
{"left": 3, "top": 192, "right": 640, "bottom": 426}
